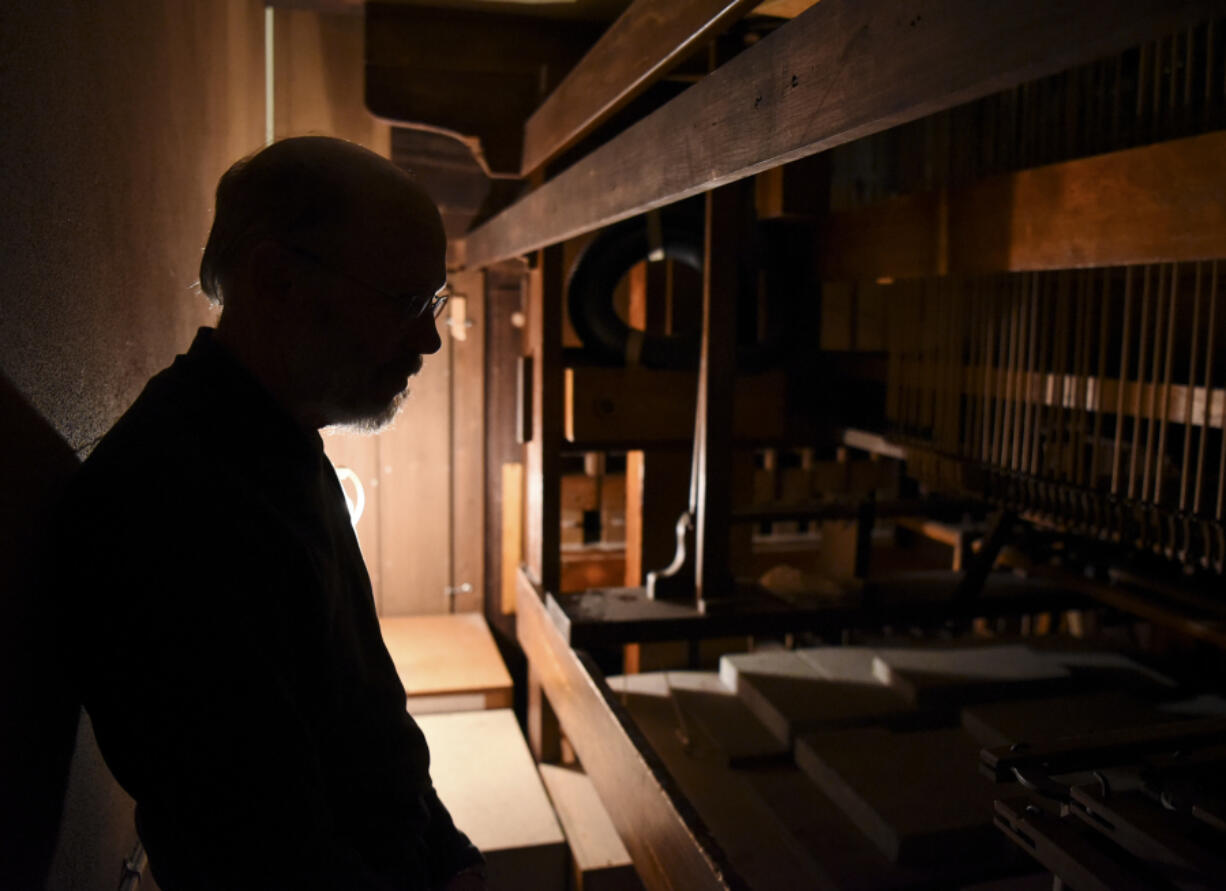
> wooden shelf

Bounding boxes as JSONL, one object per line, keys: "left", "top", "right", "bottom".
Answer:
{"left": 549, "top": 571, "right": 1088, "bottom": 648}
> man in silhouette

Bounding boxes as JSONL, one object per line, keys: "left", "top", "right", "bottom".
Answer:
{"left": 56, "top": 137, "right": 485, "bottom": 890}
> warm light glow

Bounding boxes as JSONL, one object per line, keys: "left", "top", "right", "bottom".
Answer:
{"left": 876, "top": 276, "right": 895, "bottom": 285}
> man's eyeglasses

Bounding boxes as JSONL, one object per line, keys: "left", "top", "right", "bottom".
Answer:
{"left": 282, "top": 244, "right": 449, "bottom": 320}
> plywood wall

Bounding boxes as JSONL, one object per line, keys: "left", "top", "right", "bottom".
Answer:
{"left": 273, "top": 9, "right": 454, "bottom": 615}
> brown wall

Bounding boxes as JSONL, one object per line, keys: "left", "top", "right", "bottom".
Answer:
{"left": 274, "top": 9, "right": 455, "bottom": 616}
{"left": 0, "top": 1, "right": 266, "bottom": 887}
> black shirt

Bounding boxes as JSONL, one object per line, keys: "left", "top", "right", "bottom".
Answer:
{"left": 56, "top": 328, "right": 481, "bottom": 890}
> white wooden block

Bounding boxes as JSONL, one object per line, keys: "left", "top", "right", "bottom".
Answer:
{"left": 871, "top": 644, "right": 1070, "bottom": 706}
{"left": 417, "top": 709, "right": 566, "bottom": 891}
{"left": 723, "top": 650, "right": 911, "bottom": 744}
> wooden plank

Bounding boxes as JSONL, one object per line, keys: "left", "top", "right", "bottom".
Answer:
{"left": 528, "top": 663, "right": 563, "bottom": 764}
{"left": 719, "top": 650, "right": 911, "bottom": 744}
{"left": 898, "top": 358, "right": 1226, "bottom": 431}
{"left": 994, "top": 798, "right": 1164, "bottom": 891}
{"left": 484, "top": 264, "right": 528, "bottom": 631}
{"left": 819, "top": 132, "right": 1226, "bottom": 279}
{"left": 449, "top": 268, "right": 485, "bottom": 613}
{"left": 609, "top": 674, "right": 829, "bottom": 888}
{"left": 694, "top": 185, "right": 743, "bottom": 604}
{"left": 561, "top": 546, "right": 626, "bottom": 593}
{"left": 461, "top": 0, "right": 1218, "bottom": 269}
{"left": 962, "top": 692, "right": 1174, "bottom": 749}
{"left": 523, "top": 246, "right": 564, "bottom": 596}
{"left": 378, "top": 614, "right": 513, "bottom": 710}
{"left": 516, "top": 570, "right": 732, "bottom": 890}
{"left": 871, "top": 644, "right": 1071, "bottom": 707}
{"left": 565, "top": 367, "right": 787, "bottom": 445}
{"left": 520, "top": 0, "right": 760, "bottom": 177}
{"left": 365, "top": 4, "right": 600, "bottom": 175}
{"left": 417, "top": 709, "right": 567, "bottom": 891}
{"left": 538, "top": 764, "right": 642, "bottom": 891}
{"left": 501, "top": 462, "right": 524, "bottom": 615}
{"left": 1069, "top": 787, "right": 1226, "bottom": 883}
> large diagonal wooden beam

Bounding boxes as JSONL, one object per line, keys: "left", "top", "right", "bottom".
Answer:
{"left": 461, "top": 0, "right": 1220, "bottom": 270}
{"left": 520, "top": 0, "right": 761, "bottom": 178}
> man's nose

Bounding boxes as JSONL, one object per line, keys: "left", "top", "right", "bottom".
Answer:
{"left": 411, "top": 315, "right": 443, "bottom": 355}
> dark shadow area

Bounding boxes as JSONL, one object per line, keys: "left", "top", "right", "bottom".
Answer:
{"left": 0, "top": 370, "right": 82, "bottom": 888}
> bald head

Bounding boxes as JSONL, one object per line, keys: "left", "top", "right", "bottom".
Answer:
{"left": 200, "top": 136, "right": 442, "bottom": 305}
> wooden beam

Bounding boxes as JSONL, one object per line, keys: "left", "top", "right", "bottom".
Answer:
{"left": 365, "top": 4, "right": 599, "bottom": 175}
{"left": 515, "top": 569, "right": 732, "bottom": 890}
{"left": 449, "top": 269, "right": 485, "bottom": 613}
{"left": 819, "top": 132, "right": 1226, "bottom": 279}
{"left": 523, "top": 247, "right": 565, "bottom": 597}
{"left": 694, "top": 184, "right": 744, "bottom": 605}
{"left": 564, "top": 367, "right": 787, "bottom": 445}
{"left": 520, "top": 0, "right": 760, "bottom": 177}
{"left": 461, "top": 0, "right": 1218, "bottom": 269}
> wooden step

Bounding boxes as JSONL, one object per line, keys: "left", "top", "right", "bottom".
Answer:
{"left": 416, "top": 709, "right": 566, "bottom": 891}
{"left": 538, "top": 764, "right": 641, "bottom": 891}
{"left": 379, "top": 613, "right": 513, "bottom": 714}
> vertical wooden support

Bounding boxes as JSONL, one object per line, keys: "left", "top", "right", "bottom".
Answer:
{"left": 624, "top": 261, "right": 693, "bottom": 594}
{"left": 482, "top": 262, "right": 527, "bottom": 636}
{"left": 694, "top": 183, "right": 745, "bottom": 608}
{"left": 449, "top": 268, "right": 485, "bottom": 614}
{"left": 500, "top": 462, "right": 524, "bottom": 615}
{"left": 523, "top": 244, "right": 564, "bottom": 598}
{"left": 527, "top": 664, "right": 562, "bottom": 763}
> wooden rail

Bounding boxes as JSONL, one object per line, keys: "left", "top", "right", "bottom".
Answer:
{"left": 514, "top": 569, "right": 733, "bottom": 890}
{"left": 461, "top": 0, "right": 1219, "bottom": 269}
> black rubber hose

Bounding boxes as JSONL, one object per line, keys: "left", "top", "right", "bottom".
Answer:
{"left": 566, "top": 216, "right": 704, "bottom": 369}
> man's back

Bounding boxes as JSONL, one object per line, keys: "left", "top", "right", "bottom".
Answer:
{"left": 57, "top": 329, "right": 480, "bottom": 889}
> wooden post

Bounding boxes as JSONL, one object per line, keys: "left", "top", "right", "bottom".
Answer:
{"left": 448, "top": 268, "right": 485, "bottom": 613}
{"left": 523, "top": 245, "right": 564, "bottom": 598}
{"left": 694, "top": 182, "right": 745, "bottom": 608}
{"left": 527, "top": 664, "right": 562, "bottom": 763}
